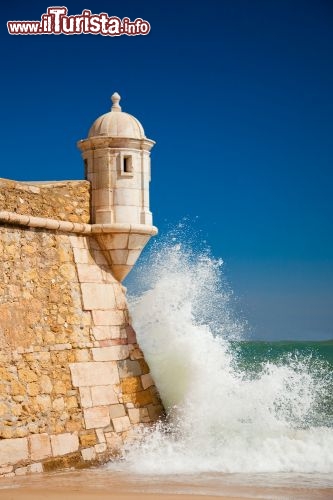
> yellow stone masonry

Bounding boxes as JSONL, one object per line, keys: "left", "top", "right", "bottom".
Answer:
{"left": 0, "top": 178, "right": 90, "bottom": 223}
{"left": 0, "top": 178, "right": 164, "bottom": 478}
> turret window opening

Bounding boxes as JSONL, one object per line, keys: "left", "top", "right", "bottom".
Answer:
{"left": 123, "top": 156, "right": 133, "bottom": 173}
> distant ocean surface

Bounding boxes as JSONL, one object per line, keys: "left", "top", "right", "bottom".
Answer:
{"left": 232, "top": 340, "right": 333, "bottom": 369}
{"left": 232, "top": 340, "right": 333, "bottom": 428}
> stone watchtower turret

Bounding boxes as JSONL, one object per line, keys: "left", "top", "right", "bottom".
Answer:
{"left": 77, "top": 93, "right": 157, "bottom": 281}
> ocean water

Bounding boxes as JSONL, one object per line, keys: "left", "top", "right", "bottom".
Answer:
{"left": 112, "top": 229, "right": 333, "bottom": 481}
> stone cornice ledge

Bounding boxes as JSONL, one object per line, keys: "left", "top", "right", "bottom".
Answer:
{"left": 0, "top": 211, "right": 158, "bottom": 236}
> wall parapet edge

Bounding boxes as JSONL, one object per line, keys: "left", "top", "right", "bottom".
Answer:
{"left": 0, "top": 210, "right": 157, "bottom": 236}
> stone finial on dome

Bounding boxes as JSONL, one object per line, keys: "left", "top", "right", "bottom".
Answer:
{"left": 111, "top": 92, "right": 121, "bottom": 112}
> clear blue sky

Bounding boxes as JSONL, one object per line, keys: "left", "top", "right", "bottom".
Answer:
{"left": 1, "top": 1, "right": 332, "bottom": 340}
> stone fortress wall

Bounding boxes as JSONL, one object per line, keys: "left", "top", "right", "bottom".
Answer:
{"left": 0, "top": 178, "right": 164, "bottom": 477}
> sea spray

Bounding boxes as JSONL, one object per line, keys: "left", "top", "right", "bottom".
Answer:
{"left": 113, "top": 228, "right": 333, "bottom": 473}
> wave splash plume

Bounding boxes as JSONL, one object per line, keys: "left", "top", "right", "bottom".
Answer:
{"left": 112, "top": 226, "right": 333, "bottom": 474}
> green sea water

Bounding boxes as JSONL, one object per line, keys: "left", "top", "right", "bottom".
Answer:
{"left": 230, "top": 339, "right": 333, "bottom": 368}
{"left": 229, "top": 339, "right": 333, "bottom": 427}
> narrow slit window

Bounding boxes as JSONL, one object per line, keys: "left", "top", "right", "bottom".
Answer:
{"left": 123, "top": 156, "right": 132, "bottom": 173}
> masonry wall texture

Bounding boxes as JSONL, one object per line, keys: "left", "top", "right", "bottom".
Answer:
{"left": 0, "top": 178, "right": 164, "bottom": 478}
{"left": 0, "top": 178, "right": 90, "bottom": 222}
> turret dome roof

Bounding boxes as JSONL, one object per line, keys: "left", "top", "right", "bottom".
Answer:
{"left": 88, "top": 92, "right": 145, "bottom": 139}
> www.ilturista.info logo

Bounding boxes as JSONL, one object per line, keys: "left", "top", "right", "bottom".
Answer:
{"left": 7, "top": 6, "right": 151, "bottom": 36}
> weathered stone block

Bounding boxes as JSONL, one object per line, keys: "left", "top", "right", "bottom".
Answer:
{"left": 113, "top": 285, "right": 127, "bottom": 309}
{"left": 138, "top": 358, "right": 150, "bottom": 375}
{"left": 73, "top": 248, "right": 92, "bottom": 264}
{"left": 29, "top": 433, "right": 52, "bottom": 461}
{"left": 27, "top": 382, "right": 40, "bottom": 396}
{"left": 81, "top": 283, "right": 116, "bottom": 310}
{"left": 69, "top": 362, "right": 119, "bottom": 387}
{"left": 109, "top": 249, "right": 129, "bottom": 265}
{"left": 92, "top": 325, "right": 121, "bottom": 341}
{"left": 11, "top": 380, "right": 25, "bottom": 396}
{"left": 65, "top": 419, "right": 82, "bottom": 433}
{"left": 118, "top": 359, "right": 142, "bottom": 378}
{"left": 28, "top": 462, "right": 44, "bottom": 474}
{"left": 14, "top": 427, "right": 28, "bottom": 438}
{"left": 58, "top": 246, "right": 72, "bottom": 263}
{"left": 150, "top": 385, "right": 162, "bottom": 405}
{"left": 109, "top": 404, "right": 126, "bottom": 419}
{"left": 121, "top": 376, "right": 143, "bottom": 394}
{"left": 99, "top": 233, "right": 128, "bottom": 250}
{"left": 128, "top": 407, "right": 149, "bottom": 424}
{"left": 50, "top": 432, "right": 79, "bottom": 456}
{"left": 95, "top": 428, "right": 106, "bottom": 443}
{"left": 111, "top": 264, "right": 133, "bottom": 282}
{"left": 43, "top": 452, "right": 83, "bottom": 472}
{"left": 92, "top": 310, "right": 124, "bottom": 326}
{"left": 0, "top": 438, "right": 28, "bottom": 465}
{"left": 66, "top": 395, "right": 78, "bottom": 409}
{"left": 36, "top": 394, "right": 52, "bottom": 412}
{"left": 18, "top": 368, "right": 37, "bottom": 383}
{"left": 74, "top": 349, "right": 91, "bottom": 362}
{"left": 122, "top": 389, "right": 153, "bottom": 406}
{"left": 128, "top": 234, "right": 150, "bottom": 250}
{"left": 108, "top": 339, "right": 128, "bottom": 346}
{"left": 79, "top": 387, "right": 92, "bottom": 408}
{"left": 52, "top": 397, "right": 65, "bottom": 412}
{"left": 93, "top": 250, "right": 108, "bottom": 265}
{"left": 81, "top": 447, "right": 96, "bottom": 461}
{"left": 101, "top": 268, "right": 117, "bottom": 283}
{"left": 111, "top": 416, "right": 131, "bottom": 433}
{"left": 76, "top": 264, "right": 103, "bottom": 283}
{"left": 130, "top": 347, "right": 144, "bottom": 360}
{"left": 79, "top": 431, "right": 97, "bottom": 447}
{"left": 127, "top": 408, "right": 140, "bottom": 424}
{"left": 92, "top": 346, "right": 129, "bottom": 362}
{"left": 125, "top": 325, "right": 137, "bottom": 343}
{"left": 127, "top": 250, "right": 142, "bottom": 266}
{"left": 147, "top": 404, "right": 165, "bottom": 421}
{"left": 59, "top": 263, "right": 77, "bottom": 281}
{"left": 69, "top": 235, "right": 88, "bottom": 249}
{"left": 141, "top": 373, "right": 154, "bottom": 390}
{"left": 91, "top": 385, "right": 118, "bottom": 406}
{"left": 53, "top": 380, "right": 67, "bottom": 395}
{"left": 40, "top": 374, "right": 53, "bottom": 394}
{"left": 84, "top": 406, "right": 110, "bottom": 429}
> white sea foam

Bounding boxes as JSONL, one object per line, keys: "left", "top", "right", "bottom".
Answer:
{"left": 113, "top": 228, "right": 333, "bottom": 474}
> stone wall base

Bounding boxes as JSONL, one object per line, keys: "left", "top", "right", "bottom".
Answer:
{"left": 0, "top": 421, "right": 163, "bottom": 478}
{"left": 1, "top": 443, "right": 123, "bottom": 478}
